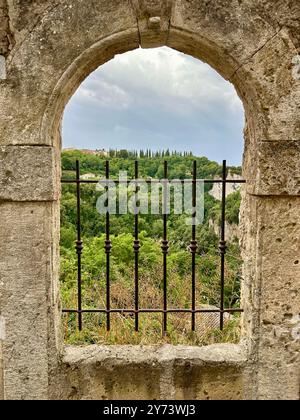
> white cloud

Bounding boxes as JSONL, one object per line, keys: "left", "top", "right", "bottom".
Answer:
{"left": 63, "top": 47, "right": 245, "bottom": 165}
{"left": 72, "top": 47, "right": 243, "bottom": 116}
{"left": 75, "top": 77, "right": 132, "bottom": 110}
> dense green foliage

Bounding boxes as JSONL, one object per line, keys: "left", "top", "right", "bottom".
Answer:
{"left": 60, "top": 150, "right": 243, "bottom": 345}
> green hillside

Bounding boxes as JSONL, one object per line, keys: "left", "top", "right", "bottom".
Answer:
{"left": 60, "top": 150, "right": 243, "bottom": 345}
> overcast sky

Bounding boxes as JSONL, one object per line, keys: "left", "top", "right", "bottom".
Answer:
{"left": 63, "top": 47, "right": 244, "bottom": 165}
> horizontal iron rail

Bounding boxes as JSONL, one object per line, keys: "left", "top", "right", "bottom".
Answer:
{"left": 63, "top": 308, "right": 244, "bottom": 314}
{"left": 62, "top": 179, "right": 246, "bottom": 184}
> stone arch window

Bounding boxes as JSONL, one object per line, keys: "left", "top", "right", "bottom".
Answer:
{"left": 60, "top": 46, "right": 245, "bottom": 344}
{"left": 0, "top": 0, "right": 299, "bottom": 400}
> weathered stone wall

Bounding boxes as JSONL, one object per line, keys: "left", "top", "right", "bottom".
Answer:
{"left": 240, "top": 194, "right": 300, "bottom": 399}
{"left": 0, "top": 0, "right": 299, "bottom": 400}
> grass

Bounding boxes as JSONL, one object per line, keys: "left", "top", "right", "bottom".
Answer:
{"left": 63, "top": 314, "right": 241, "bottom": 346}
{"left": 61, "top": 247, "right": 242, "bottom": 346}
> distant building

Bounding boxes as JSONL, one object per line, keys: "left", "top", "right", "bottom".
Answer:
{"left": 63, "top": 148, "right": 109, "bottom": 157}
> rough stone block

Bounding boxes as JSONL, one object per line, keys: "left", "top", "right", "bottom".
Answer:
{"left": 245, "top": 140, "right": 300, "bottom": 196}
{"left": 0, "top": 202, "right": 59, "bottom": 400}
{"left": 171, "top": 0, "right": 281, "bottom": 74}
{"left": 233, "top": 29, "right": 300, "bottom": 141}
{"left": 258, "top": 197, "right": 300, "bottom": 322}
{"left": 240, "top": 195, "right": 300, "bottom": 400}
{"left": 257, "top": 197, "right": 300, "bottom": 400}
{"left": 174, "top": 364, "right": 244, "bottom": 400}
{"left": 0, "top": 146, "right": 58, "bottom": 201}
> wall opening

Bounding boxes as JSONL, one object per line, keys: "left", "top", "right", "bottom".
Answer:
{"left": 60, "top": 47, "right": 245, "bottom": 346}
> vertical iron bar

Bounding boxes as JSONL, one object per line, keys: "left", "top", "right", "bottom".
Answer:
{"left": 134, "top": 161, "right": 141, "bottom": 332}
{"left": 219, "top": 160, "right": 227, "bottom": 331}
{"left": 75, "top": 160, "right": 83, "bottom": 331}
{"left": 162, "top": 161, "right": 169, "bottom": 333}
{"left": 190, "top": 161, "right": 198, "bottom": 331}
{"left": 105, "top": 161, "right": 112, "bottom": 332}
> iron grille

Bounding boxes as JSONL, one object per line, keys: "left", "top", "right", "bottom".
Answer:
{"left": 62, "top": 160, "right": 245, "bottom": 334}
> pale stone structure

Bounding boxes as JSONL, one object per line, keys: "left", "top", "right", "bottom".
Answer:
{"left": 0, "top": 0, "right": 299, "bottom": 400}
{"left": 209, "top": 173, "right": 243, "bottom": 202}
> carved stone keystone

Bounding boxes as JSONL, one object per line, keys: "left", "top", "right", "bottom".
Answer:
{"left": 131, "top": 0, "right": 173, "bottom": 47}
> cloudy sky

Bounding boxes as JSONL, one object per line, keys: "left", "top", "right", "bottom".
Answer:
{"left": 63, "top": 47, "right": 244, "bottom": 165}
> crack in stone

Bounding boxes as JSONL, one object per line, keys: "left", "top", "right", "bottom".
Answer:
{"left": 129, "top": 0, "right": 142, "bottom": 45}
{"left": 230, "top": 26, "right": 283, "bottom": 80}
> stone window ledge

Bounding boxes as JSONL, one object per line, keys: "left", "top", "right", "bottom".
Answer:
{"left": 58, "top": 344, "right": 248, "bottom": 400}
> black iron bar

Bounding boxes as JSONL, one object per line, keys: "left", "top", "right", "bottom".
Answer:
{"left": 219, "top": 160, "right": 228, "bottom": 331}
{"left": 190, "top": 161, "right": 198, "bottom": 331}
{"left": 63, "top": 308, "right": 244, "bottom": 314}
{"left": 105, "top": 161, "right": 112, "bottom": 332}
{"left": 134, "top": 161, "right": 141, "bottom": 332}
{"left": 75, "top": 160, "right": 83, "bottom": 331}
{"left": 162, "top": 161, "right": 169, "bottom": 333}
